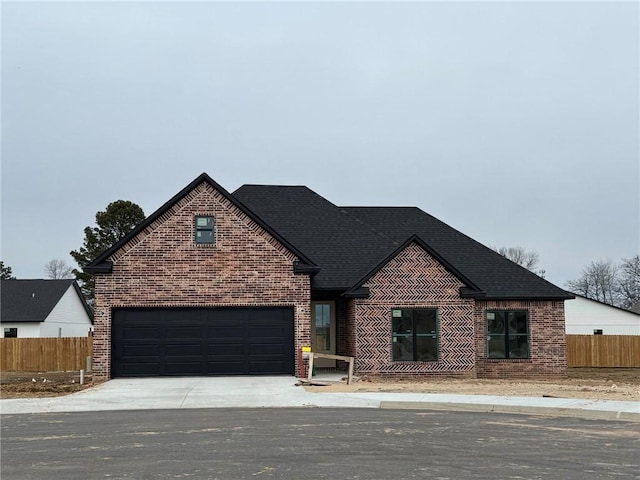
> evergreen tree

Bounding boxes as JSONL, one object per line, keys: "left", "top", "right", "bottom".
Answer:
{"left": 0, "top": 261, "right": 15, "bottom": 280}
{"left": 71, "top": 200, "right": 145, "bottom": 302}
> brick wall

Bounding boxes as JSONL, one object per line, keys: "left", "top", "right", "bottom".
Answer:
{"left": 474, "top": 300, "right": 567, "bottom": 377}
{"left": 352, "top": 242, "right": 476, "bottom": 376}
{"left": 336, "top": 298, "right": 355, "bottom": 357}
{"left": 93, "top": 181, "right": 310, "bottom": 380}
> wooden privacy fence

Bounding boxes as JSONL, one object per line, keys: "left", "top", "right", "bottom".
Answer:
{"left": 1, "top": 336, "right": 638, "bottom": 371}
{"left": 566, "top": 335, "right": 640, "bottom": 367}
{"left": 0, "top": 337, "right": 92, "bottom": 372}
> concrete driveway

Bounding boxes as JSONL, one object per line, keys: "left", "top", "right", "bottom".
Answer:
{"left": 1, "top": 376, "right": 639, "bottom": 421}
{"left": 0, "top": 376, "right": 378, "bottom": 414}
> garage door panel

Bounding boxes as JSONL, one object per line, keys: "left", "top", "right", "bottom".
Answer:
{"left": 166, "top": 326, "right": 202, "bottom": 339}
{"left": 165, "top": 343, "right": 203, "bottom": 356}
{"left": 165, "top": 362, "right": 203, "bottom": 375}
{"left": 122, "top": 345, "right": 161, "bottom": 356}
{"left": 207, "top": 343, "right": 245, "bottom": 355}
{"left": 249, "top": 344, "right": 285, "bottom": 355}
{"left": 206, "top": 326, "right": 243, "bottom": 338}
{"left": 250, "top": 326, "right": 288, "bottom": 338}
{"left": 249, "top": 335, "right": 289, "bottom": 344}
{"left": 121, "top": 363, "right": 161, "bottom": 376}
{"left": 249, "top": 309, "right": 287, "bottom": 321}
{"left": 112, "top": 307, "right": 294, "bottom": 377}
{"left": 122, "top": 326, "right": 163, "bottom": 340}
{"left": 209, "top": 309, "right": 246, "bottom": 322}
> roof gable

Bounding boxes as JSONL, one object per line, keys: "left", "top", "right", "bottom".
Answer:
{"left": 1, "top": 279, "right": 92, "bottom": 323}
{"left": 344, "top": 236, "right": 484, "bottom": 298}
{"left": 85, "top": 173, "right": 317, "bottom": 273}
{"left": 342, "top": 206, "right": 573, "bottom": 300}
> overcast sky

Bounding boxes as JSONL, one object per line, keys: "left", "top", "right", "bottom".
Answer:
{"left": 2, "top": 1, "right": 638, "bottom": 289}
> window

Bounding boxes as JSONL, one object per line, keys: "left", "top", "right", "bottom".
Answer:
{"left": 4, "top": 328, "right": 17, "bottom": 338}
{"left": 313, "top": 303, "right": 331, "bottom": 351}
{"left": 392, "top": 308, "right": 438, "bottom": 361}
{"left": 194, "top": 216, "right": 214, "bottom": 244}
{"left": 486, "top": 310, "right": 529, "bottom": 359}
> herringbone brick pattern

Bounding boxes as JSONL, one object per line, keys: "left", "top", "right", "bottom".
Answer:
{"left": 353, "top": 242, "right": 476, "bottom": 375}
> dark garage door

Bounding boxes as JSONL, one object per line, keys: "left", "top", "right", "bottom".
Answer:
{"left": 111, "top": 307, "right": 294, "bottom": 377}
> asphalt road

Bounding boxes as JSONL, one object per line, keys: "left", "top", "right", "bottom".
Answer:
{"left": 2, "top": 408, "right": 639, "bottom": 479}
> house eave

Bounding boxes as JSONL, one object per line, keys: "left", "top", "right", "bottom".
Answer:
{"left": 341, "top": 287, "right": 370, "bottom": 298}
{"left": 83, "top": 262, "right": 113, "bottom": 274}
{"left": 479, "top": 294, "right": 576, "bottom": 302}
{"left": 293, "top": 262, "right": 321, "bottom": 275}
{"left": 460, "top": 287, "right": 486, "bottom": 299}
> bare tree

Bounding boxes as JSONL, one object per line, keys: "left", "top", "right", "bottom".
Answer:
{"left": 566, "top": 259, "right": 621, "bottom": 306}
{"left": 617, "top": 255, "right": 640, "bottom": 309}
{"left": 494, "top": 246, "right": 540, "bottom": 271}
{"left": 45, "top": 259, "right": 74, "bottom": 279}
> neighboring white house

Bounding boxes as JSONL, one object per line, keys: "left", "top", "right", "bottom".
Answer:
{"left": 564, "top": 294, "right": 640, "bottom": 335}
{"left": 1, "top": 279, "right": 93, "bottom": 338}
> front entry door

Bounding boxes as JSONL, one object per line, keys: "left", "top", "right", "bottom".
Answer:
{"left": 311, "top": 302, "right": 336, "bottom": 368}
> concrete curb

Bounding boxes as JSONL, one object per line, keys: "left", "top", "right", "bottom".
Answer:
{"left": 379, "top": 401, "right": 640, "bottom": 422}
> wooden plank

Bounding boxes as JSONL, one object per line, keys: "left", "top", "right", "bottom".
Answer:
{"left": 307, "top": 352, "right": 355, "bottom": 384}
{"left": 307, "top": 352, "right": 314, "bottom": 382}
{"left": 309, "top": 353, "right": 353, "bottom": 362}
{"left": 347, "top": 357, "right": 354, "bottom": 385}
{"left": 296, "top": 379, "right": 332, "bottom": 386}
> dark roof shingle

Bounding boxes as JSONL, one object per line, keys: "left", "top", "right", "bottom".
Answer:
{"left": 234, "top": 185, "right": 398, "bottom": 290}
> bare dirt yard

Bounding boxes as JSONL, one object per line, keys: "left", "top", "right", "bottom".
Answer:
{"left": 0, "top": 371, "right": 93, "bottom": 399}
{"left": 1, "top": 368, "right": 638, "bottom": 401}
{"left": 305, "top": 368, "right": 640, "bottom": 402}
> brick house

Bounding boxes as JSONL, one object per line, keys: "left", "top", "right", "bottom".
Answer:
{"left": 86, "top": 173, "right": 573, "bottom": 381}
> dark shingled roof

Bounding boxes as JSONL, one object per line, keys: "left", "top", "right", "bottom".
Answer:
{"left": 1, "top": 279, "right": 92, "bottom": 323}
{"left": 234, "top": 186, "right": 573, "bottom": 300}
{"left": 342, "top": 207, "right": 572, "bottom": 299}
{"left": 233, "top": 185, "right": 397, "bottom": 290}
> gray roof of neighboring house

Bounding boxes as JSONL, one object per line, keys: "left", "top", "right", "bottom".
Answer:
{"left": 1, "top": 279, "right": 93, "bottom": 323}
{"left": 630, "top": 302, "right": 640, "bottom": 314}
